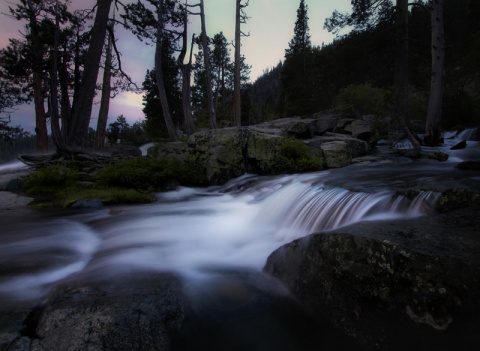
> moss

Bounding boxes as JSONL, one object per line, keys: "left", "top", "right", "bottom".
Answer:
{"left": 273, "top": 138, "right": 324, "bottom": 173}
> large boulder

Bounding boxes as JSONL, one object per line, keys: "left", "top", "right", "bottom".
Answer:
{"left": 306, "top": 133, "right": 369, "bottom": 159}
{"left": 312, "top": 111, "right": 341, "bottom": 134}
{"left": 188, "top": 128, "right": 248, "bottom": 184}
{"left": 351, "top": 119, "right": 372, "bottom": 141}
{"left": 152, "top": 141, "right": 190, "bottom": 163}
{"left": 319, "top": 141, "right": 352, "bottom": 168}
{"left": 0, "top": 274, "right": 186, "bottom": 351}
{"left": 245, "top": 131, "right": 286, "bottom": 174}
{"left": 264, "top": 206, "right": 480, "bottom": 351}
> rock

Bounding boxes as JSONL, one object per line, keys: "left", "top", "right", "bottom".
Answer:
{"left": 312, "top": 112, "right": 341, "bottom": 134}
{"left": 285, "top": 119, "right": 316, "bottom": 139}
{"left": 153, "top": 141, "right": 190, "bottom": 163}
{"left": 20, "top": 273, "right": 186, "bottom": 351}
{"left": 245, "top": 131, "right": 285, "bottom": 174}
{"left": 455, "top": 160, "right": 480, "bottom": 170}
{"left": 69, "top": 198, "right": 104, "bottom": 209}
{"left": 450, "top": 140, "right": 467, "bottom": 150}
{"left": 320, "top": 141, "right": 352, "bottom": 168}
{"left": 436, "top": 188, "right": 480, "bottom": 212}
{"left": 111, "top": 145, "right": 142, "bottom": 158}
{"left": 351, "top": 119, "right": 372, "bottom": 141}
{"left": 188, "top": 128, "right": 248, "bottom": 184}
{"left": 335, "top": 118, "right": 356, "bottom": 133}
{"left": 306, "top": 134, "right": 369, "bottom": 158}
{"left": 423, "top": 151, "right": 449, "bottom": 162}
{"left": 0, "top": 191, "right": 33, "bottom": 210}
{"left": 264, "top": 206, "right": 480, "bottom": 351}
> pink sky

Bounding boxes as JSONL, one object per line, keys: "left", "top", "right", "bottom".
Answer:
{"left": 0, "top": 0, "right": 351, "bottom": 133}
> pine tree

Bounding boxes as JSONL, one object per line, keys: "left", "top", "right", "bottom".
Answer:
{"left": 285, "top": 0, "right": 311, "bottom": 58}
{"left": 282, "top": 0, "right": 314, "bottom": 116}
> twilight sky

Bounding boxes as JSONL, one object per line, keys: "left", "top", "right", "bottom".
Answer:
{"left": 0, "top": 0, "right": 351, "bottom": 133}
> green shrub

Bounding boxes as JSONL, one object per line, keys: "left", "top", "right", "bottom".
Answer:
{"left": 274, "top": 139, "right": 323, "bottom": 173}
{"left": 23, "top": 164, "right": 80, "bottom": 195}
{"left": 96, "top": 157, "right": 209, "bottom": 190}
{"left": 96, "top": 158, "right": 172, "bottom": 191}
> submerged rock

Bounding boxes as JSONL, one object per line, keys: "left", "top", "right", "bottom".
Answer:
{"left": 264, "top": 206, "right": 480, "bottom": 351}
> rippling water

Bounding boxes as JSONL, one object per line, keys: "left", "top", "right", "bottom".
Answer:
{"left": 0, "top": 136, "right": 479, "bottom": 350}
{"left": 0, "top": 170, "right": 445, "bottom": 307}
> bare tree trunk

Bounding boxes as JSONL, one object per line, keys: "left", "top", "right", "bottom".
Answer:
{"left": 199, "top": 0, "right": 216, "bottom": 129}
{"left": 233, "top": 0, "right": 242, "bottom": 127}
{"left": 95, "top": 22, "right": 113, "bottom": 149}
{"left": 393, "top": 0, "right": 421, "bottom": 156}
{"left": 178, "top": 7, "right": 195, "bottom": 136}
{"left": 68, "top": 0, "right": 113, "bottom": 149}
{"left": 50, "top": 3, "right": 67, "bottom": 154}
{"left": 60, "top": 45, "right": 71, "bottom": 141}
{"left": 32, "top": 72, "right": 48, "bottom": 151}
{"left": 155, "top": 0, "right": 178, "bottom": 141}
{"left": 26, "top": 0, "right": 48, "bottom": 151}
{"left": 424, "top": 0, "right": 445, "bottom": 146}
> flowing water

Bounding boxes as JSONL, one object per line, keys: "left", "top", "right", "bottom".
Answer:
{"left": 1, "top": 136, "right": 479, "bottom": 349}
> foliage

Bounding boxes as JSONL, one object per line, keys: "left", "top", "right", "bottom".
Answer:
{"left": 334, "top": 83, "right": 391, "bottom": 117}
{"left": 23, "top": 164, "right": 81, "bottom": 195}
{"left": 191, "top": 32, "right": 250, "bottom": 125}
{"left": 274, "top": 139, "right": 323, "bottom": 173}
{"left": 248, "top": 0, "right": 479, "bottom": 131}
{"left": 96, "top": 157, "right": 208, "bottom": 191}
{"left": 281, "top": 0, "right": 314, "bottom": 116}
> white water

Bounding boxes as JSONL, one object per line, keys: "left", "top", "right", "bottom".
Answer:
{"left": 0, "top": 171, "right": 441, "bottom": 305}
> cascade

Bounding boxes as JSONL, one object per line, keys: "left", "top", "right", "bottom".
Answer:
{"left": 457, "top": 127, "right": 478, "bottom": 141}
{"left": 253, "top": 178, "right": 439, "bottom": 241}
{"left": 0, "top": 172, "right": 442, "bottom": 305}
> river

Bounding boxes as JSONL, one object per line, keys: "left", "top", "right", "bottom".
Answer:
{"left": 0, "top": 132, "right": 479, "bottom": 349}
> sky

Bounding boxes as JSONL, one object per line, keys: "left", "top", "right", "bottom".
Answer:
{"left": 0, "top": 0, "right": 351, "bottom": 133}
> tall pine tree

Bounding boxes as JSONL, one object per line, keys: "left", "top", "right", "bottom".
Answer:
{"left": 282, "top": 0, "right": 314, "bottom": 116}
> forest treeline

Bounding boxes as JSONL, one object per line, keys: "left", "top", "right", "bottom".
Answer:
{"left": 1, "top": 0, "right": 479, "bottom": 159}
{"left": 250, "top": 0, "right": 480, "bottom": 134}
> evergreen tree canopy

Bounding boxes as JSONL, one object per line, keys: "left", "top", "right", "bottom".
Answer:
{"left": 285, "top": 0, "right": 311, "bottom": 58}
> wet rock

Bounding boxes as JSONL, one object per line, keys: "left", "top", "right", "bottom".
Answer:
{"left": 423, "top": 151, "right": 449, "bottom": 161}
{"left": 436, "top": 188, "right": 480, "bottom": 212}
{"left": 0, "top": 191, "right": 33, "bottom": 210}
{"left": 68, "top": 198, "right": 104, "bottom": 209}
{"left": 455, "top": 160, "right": 480, "bottom": 170}
{"left": 264, "top": 207, "right": 480, "bottom": 351}
{"left": 450, "top": 140, "right": 467, "bottom": 150}
{"left": 9, "top": 273, "right": 187, "bottom": 351}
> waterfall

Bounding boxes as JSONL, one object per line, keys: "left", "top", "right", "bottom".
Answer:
{"left": 254, "top": 179, "right": 440, "bottom": 241}
{"left": 457, "top": 127, "right": 478, "bottom": 141}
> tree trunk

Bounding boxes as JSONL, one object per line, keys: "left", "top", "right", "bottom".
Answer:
{"left": 393, "top": 0, "right": 421, "bottom": 156}
{"left": 96, "top": 22, "right": 113, "bottom": 149}
{"left": 60, "top": 44, "right": 72, "bottom": 141}
{"left": 424, "top": 0, "right": 445, "bottom": 147}
{"left": 68, "top": 0, "right": 113, "bottom": 149}
{"left": 178, "top": 8, "right": 195, "bottom": 136}
{"left": 199, "top": 0, "right": 216, "bottom": 129}
{"left": 50, "top": 5, "right": 67, "bottom": 154}
{"left": 32, "top": 72, "right": 48, "bottom": 151}
{"left": 233, "top": 0, "right": 242, "bottom": 127}
{"left": 27, "top": 0, "right": 48, "bottom": 152}
{"left": 155, "top": 0, "right": 178, "bottom": 142}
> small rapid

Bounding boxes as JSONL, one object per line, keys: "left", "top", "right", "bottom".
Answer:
{"left": 0, "top": 170, "right": 442, "bottom": 305}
